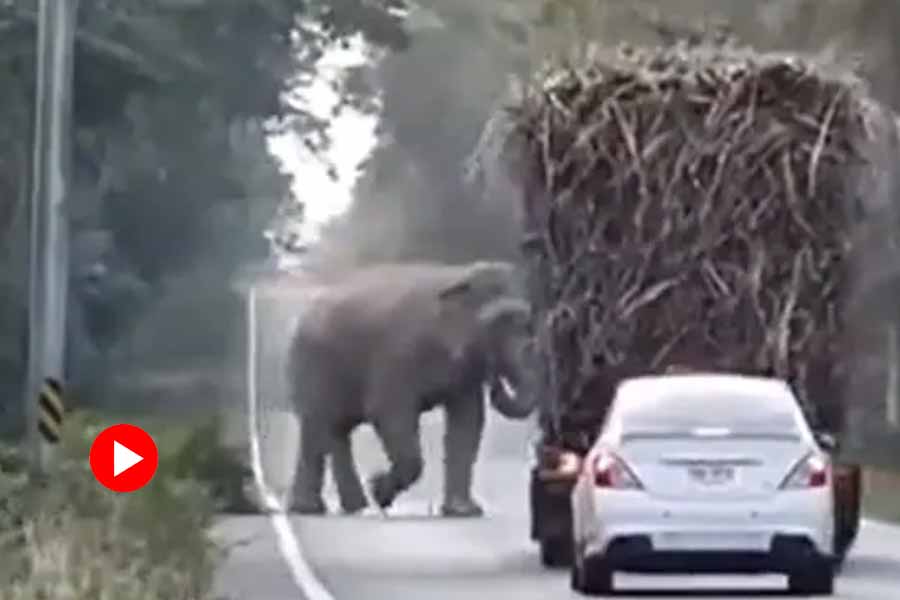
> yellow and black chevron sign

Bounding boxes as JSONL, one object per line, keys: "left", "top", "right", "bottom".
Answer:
{"left": 37, "top": 377, "right": 64, "bottom": 444}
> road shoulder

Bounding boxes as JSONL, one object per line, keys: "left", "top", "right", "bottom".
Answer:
{"left": 212, "top": 515, "right": 305, "bottom": 600}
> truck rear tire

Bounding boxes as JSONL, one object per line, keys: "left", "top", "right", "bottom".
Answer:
{"left": 540, "top": 536, "right": 573, "bottom": 567}
{"left": 571, "top": 554, "right": 613, "bottom": 595}
{"left": 833, "top": 463, "right": 861, "bottom": 562}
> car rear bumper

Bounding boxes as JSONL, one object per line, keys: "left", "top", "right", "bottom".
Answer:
{"left": 589, "top": 534, "right": 832, "bottom": 574}
{"left": 580, "top": 490, "right": 834, "bottom": 574}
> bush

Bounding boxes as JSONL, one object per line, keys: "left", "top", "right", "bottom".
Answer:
{"left": 0, "top": 409, "right": 249, "bottom": 600}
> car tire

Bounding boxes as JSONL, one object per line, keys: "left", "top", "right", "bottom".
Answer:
{"left": 830, "top": 551, "right": 846, "bottom": 573}
{"left": 787, "top": 560, "right": 834, "bottom": 596}
{"left": 570, "top": 539, "right": 584, "bottom": 592}
{"left": 540, "top": 536, "right": 573, "bottom": 568}
{"left": 569, "top": 562, "right": 582, "bottom": 592}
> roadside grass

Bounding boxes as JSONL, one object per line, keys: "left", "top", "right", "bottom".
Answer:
{"left": 0, "top": 408, "right": 254, "bottom": 600}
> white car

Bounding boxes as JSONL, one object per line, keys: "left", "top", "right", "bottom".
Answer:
{"left": 570, "top": 372, "right": 836, "bottom": 596}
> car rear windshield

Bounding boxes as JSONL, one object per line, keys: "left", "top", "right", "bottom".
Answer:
{"left": 617, "top": 389, "right": 803, "bottom": 438}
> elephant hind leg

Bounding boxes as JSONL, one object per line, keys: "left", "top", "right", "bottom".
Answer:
{"left": 291, "top": 415, "right": 328, "bottom": 514}
{"left": 369, "top": 413, "right": 423, "bottom": 510}
{"left": 330, "top": 429, "right": 368, "bottom": 514}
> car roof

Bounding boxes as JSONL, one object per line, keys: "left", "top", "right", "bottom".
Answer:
{"left": 601, "top": 373, "right": 811, "bottom": 440}
{"left": 615, "top": 372, "right": 795, "bottom": 404}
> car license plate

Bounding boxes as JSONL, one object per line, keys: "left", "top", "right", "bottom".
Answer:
{"left": 654, "top": 531, "right": 768, "bottom": 551}
{"left": 688, "top": 465, "right": 735, "bottom": 486}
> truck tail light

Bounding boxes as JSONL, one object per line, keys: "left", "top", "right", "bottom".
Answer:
{"left": 554, "top": 451, "right": 582, "bottom": 476}
{"left": 779, "top": 452, "right": 830, "bottom": 489}
{"left": 537, "top": 448, "right": 582, "bottom": 479}
{"left": 591, "top": 449, "right": 643, "bottom": 490}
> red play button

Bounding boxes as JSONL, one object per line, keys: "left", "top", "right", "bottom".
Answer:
{"left": 89, "top": 424, "right": 158, "bottom": 493}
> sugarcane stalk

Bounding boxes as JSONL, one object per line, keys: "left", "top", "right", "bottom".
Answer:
{"left": 469, "top": 39, "right": 898, "bottom": 430}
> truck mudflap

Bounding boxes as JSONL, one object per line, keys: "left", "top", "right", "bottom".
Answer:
{"left": 529, "top": 467, "right": 576, "bottom": 541}
{"left": 529, "top": 466, "right": 579, "bottom": 568}
{"left": 833, "top": 462, "right": 862, "bottom": 563}
{"left": 528, "top": 444, "right": 583, "bottom": 540}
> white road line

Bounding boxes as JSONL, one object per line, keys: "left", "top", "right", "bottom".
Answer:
{"left": 247, "top": 286, "right": 336, "bottom": 600}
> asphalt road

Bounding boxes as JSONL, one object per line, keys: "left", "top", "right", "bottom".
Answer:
{"left": 211, "top": 406, "right": 900, "bottom": 600}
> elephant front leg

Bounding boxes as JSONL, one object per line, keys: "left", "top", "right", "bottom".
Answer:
{"left": 330, "top": 431, "right": 368, "bottom": 514}
{"left": 290, "top": 416, "right": 328, "bottom": 514}
{"left": 369, "top": 413, "right": 423, "bottom": 511}
{"left": 441, "top": 392, "right": 486, "bottom": 518}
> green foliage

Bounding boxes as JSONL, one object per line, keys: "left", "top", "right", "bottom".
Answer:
{"left": 0, "top": 0, "right": 411, "bottom": 417}
{"left": 167, "top": 415, "right": 256, "bottom": 513}
{"left": 0, "top": 409, "right": 237, "bottom": 599}
{"left": 325, "top": 0, "right": 900, "bottom": 270}
{"left": 314, "top": 1, "right": 531, "bottom": 266}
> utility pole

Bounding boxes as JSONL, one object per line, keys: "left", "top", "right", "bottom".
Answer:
{"left": 25, "top": 0, "right": 79, "bottom": 474}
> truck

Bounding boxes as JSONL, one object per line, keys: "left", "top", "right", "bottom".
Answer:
{"left": 467, "top": 38, "right": 888, "bottom": 570}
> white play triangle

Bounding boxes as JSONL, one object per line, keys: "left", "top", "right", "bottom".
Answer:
{"left": 113, "top": 440, "right": 144, "bottom": 477}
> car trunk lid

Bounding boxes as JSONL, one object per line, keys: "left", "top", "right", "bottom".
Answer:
{"left": 617, "top": 431, "right": 808, "bottom": 501}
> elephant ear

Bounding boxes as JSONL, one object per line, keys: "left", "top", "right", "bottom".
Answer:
{"left": 476, "top": 296, "right": 531, "bottom": 333}
{"left": 436, "top": 278, "right": 473, "bottom": 303}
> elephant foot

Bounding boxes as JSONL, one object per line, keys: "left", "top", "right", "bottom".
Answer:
{"left": 290, "top": 495, "right": 327, "bottom": 515}
{"left": 369, "top": 473, "right": 397, "bottom": 510}
{"left": 339, "top": 493, "right": 369, "bottom": 515}
{"left": 440, "top": 496, "right": 484, "bottom": 518}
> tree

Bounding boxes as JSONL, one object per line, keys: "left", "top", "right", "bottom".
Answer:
{"left": 315, "top": 0, "right": 900, "bottom": 457}
{"left": 311, "top": 0, "right": 900, "bottom": 272}
{"left": 0, "top": 0, "right": 409, "bottom": 431}
{"left": 309, "top": 1, "right": 533, "bottom": 269}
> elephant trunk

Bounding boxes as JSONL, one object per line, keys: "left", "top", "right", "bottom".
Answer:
{"left": 476, "top": 294, "right": 539, "bottom": 420}
{"left": 487, "top": 375, "right": 534, "bottom": 419}
{"left": 486, "top": 335, "right": 539, "bottom": 420}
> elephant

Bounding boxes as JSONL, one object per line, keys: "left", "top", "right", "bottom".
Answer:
{"left": 286, "top": 260, "right": 538, "bottom": 518}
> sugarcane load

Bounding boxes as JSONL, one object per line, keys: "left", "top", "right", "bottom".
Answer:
{"left": 467, "top": 38, "right": 899, "bottom": 569}
{"left": 469, "top": 38, "right": 900, "bottom": 439}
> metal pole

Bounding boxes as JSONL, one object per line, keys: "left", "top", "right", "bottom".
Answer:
{"left": 25, "top": 0, "right": 79, "bottom": 473}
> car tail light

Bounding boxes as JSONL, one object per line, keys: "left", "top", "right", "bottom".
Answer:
{"left": 591, "top": 449, "right": 643, "bottom": 490}
{"left": 779, "top": 452, "right": 830, "bottom": 489}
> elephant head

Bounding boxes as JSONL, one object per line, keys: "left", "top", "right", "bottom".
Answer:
{"left": 436, "top": 261, "right": 538, "bottom": 419}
